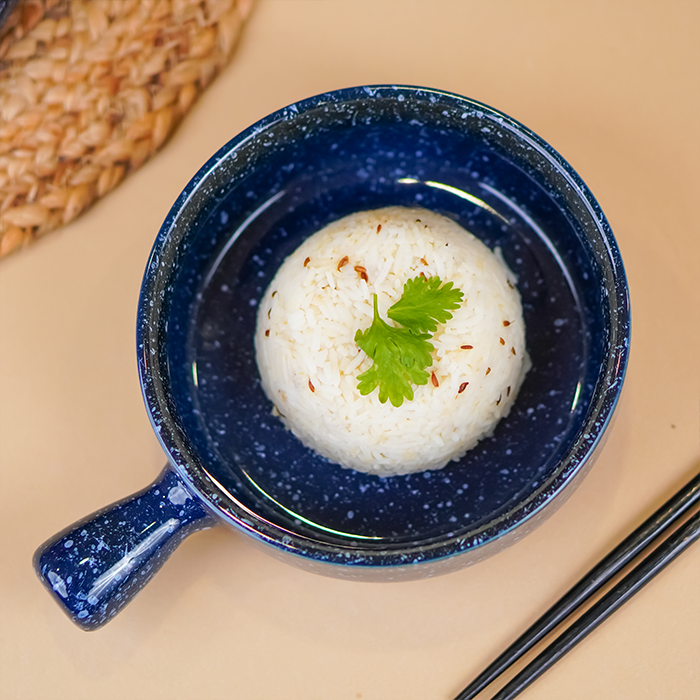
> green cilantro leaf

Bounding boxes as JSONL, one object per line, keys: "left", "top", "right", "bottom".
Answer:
{"left": 387, "top": 275, "right": 464, "bottom": 334}
{"left": 355, "top": 339, "right": 431, "bottom": 407}
{"left": 354, "top": 296, "right": 432, "bottom": 407}
{"left": 354, "top": 276, "right": 463, "bottom": 407}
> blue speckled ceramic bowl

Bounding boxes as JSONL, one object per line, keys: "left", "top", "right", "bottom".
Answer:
{"left": 34, "top": 85, "right": 630, "bottom": 630}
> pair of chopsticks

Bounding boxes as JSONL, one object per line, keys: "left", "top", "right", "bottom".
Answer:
{"left": 454, "top": 471, "right": 700, "bottom": 700}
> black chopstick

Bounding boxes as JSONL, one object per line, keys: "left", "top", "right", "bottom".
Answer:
{"left": 488, "top": 508, "right": 700, "bottom": 699}
{"left": 454, "top": 471, "right": 700, "bottom": 700}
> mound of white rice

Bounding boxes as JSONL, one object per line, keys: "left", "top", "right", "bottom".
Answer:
{"left": 254, "top": 206, "right": 529, "bottom": 476}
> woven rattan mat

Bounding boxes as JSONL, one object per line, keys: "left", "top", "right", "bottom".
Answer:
{"left": 0, "top": 0, "right": 253, "bottom": 259}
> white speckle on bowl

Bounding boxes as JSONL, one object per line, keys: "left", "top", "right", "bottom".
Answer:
{"left": 48, "top": 571, "right": 68, "bottom": 598}
{"left": 168, "top": 485, "right": 191, "bottom": 505}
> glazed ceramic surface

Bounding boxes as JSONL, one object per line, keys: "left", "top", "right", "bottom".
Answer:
{"left": 35, "top": 85, "right": 630, "bottom": 630}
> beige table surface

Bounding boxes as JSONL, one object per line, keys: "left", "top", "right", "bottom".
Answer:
{"left": 1, "top": 1, "right": 699, "bottom": 698}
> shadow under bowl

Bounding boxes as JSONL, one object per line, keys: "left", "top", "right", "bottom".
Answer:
{"left": 138, "top": 85, "right": 630, "bottom": 579}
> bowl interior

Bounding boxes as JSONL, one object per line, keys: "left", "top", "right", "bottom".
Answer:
{"left": 139, "top": 86, "right": 628, "bottom": 561}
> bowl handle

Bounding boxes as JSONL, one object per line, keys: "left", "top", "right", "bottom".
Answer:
{"left": 33, "top": 466, "right": 216, "bottom": 631}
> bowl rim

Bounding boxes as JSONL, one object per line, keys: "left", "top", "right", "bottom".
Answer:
{"left": 136, "top": 84, "right": 631, "bottom": 569}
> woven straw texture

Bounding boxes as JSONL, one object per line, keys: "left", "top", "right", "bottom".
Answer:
{"left": 0, "top": 0, "right": 253, "bottom": 259}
